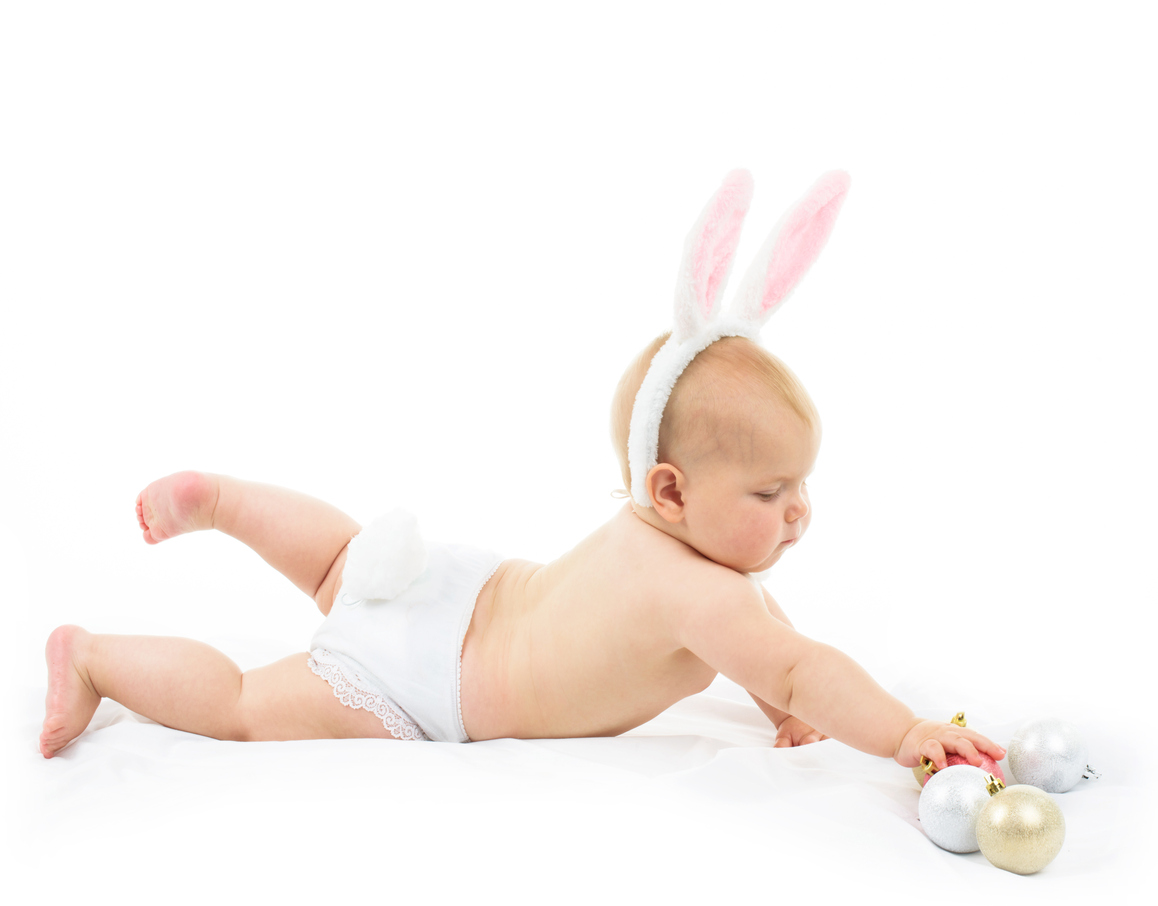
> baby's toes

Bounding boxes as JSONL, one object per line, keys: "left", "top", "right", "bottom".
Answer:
{"left": 136, "top": 493, "right": 162, "bottom": 543}
{"left": 39, "top": 718, "right": 69, "bottom": 758}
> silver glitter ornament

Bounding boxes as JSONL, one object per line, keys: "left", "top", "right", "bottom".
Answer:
{"left": 1007, "top": 718, "right": 1092, "bottom": 793}
{"left": 917, "top": 764, "right": 991, "bottom": 853}
{"left": 976, "top": 775, "right": 1065, "bottom": 874}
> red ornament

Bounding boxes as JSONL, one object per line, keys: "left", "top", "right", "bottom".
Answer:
{"left": 920, "top": 753, "right": 1005, "bottom": 787}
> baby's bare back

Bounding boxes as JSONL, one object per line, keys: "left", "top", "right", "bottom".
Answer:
{"left": 459, "top": 505, "right": 755, "bottom": 740}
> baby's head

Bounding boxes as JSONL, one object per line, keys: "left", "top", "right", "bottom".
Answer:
{"left": 614, "top": 167, "right": 848, "bottom": 572}
{"left": 612, "top": 333, "right": 820, "bottom": 573}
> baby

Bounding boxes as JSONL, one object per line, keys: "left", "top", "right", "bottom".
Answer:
{"left": 39, "top": 169, "right": 1004, "bottom": 774}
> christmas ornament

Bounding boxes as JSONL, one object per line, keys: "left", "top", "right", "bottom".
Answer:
{"left": 1007, "top": 718, "right": 1097, "bottom": 793}
{"left": 911, "top": 712, "right": 1005, "bottom": 788}
{"left": 915, "top": 752, "right": 1005, "bottom": 788}
{"left": 917, "top": 764, "right": 991, "bottom": 853}
{"left": 976, "top": 774, "right": 1065, "bottom": 874}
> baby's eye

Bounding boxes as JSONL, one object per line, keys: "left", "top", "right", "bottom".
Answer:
{"left": 758, "top": 490, "right": 781, "bottom": 501}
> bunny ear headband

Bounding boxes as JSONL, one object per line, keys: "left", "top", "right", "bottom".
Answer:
{"left": 627, "top": 168, "right": 851, "bottom": 508}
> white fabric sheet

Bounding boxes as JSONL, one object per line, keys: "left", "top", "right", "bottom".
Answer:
{"left": 3, "top": 643, "right": 1150, "bottom": 903}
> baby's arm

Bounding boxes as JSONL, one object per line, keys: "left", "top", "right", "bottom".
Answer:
{"left": 749, "top": 587, "right": 827, "bottom": 746}
{"left": 683, "top": 577, "right": 1003, "bottom": 768}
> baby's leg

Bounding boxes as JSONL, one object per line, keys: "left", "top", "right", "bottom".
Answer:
{"left": 136, "top": 471, "right": 359, "bottom": 611}
{"left": 39, "top": 625, "right": 396, "bottom": 757}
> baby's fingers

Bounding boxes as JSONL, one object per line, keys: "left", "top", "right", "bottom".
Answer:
{"left": 963, "top": 728, "right": 1007, "bottom": 762}
{"left": 940, "top": 729, "right": 1007, "bottom": 768}
{"left": 949, "top": 728, "right": 1006, "bottom": 765}
{"left": 946, "top": 735, "right": 983, "bottom": 766}
{"left": 920, "top": 739, "right": 948, "bottom": 771}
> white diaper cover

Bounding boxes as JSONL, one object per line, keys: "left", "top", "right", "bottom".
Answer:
{"left": 308, "top": 519, "right": 503, "bottom": 743}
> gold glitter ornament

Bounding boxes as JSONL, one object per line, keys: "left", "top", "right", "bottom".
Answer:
{"left": 975, "top": 774, "right": 1066, "bottom": 874}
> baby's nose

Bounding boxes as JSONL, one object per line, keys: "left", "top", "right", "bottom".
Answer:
{"left": 787, "top": 494, "right": 809, "bottom": 520}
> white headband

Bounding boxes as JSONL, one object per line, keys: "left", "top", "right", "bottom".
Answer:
{"left": 627, "top": 168, "right": 850, "bottom": 508}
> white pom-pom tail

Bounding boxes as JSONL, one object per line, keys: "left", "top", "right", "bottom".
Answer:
{"left": 341, "top": 509, "right": 428, "bottom": 601}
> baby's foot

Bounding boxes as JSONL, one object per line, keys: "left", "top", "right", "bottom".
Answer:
{"left": 135, "top": 470, "right": 219, "bottom": 544}
{"left": 39, "top": 625, "right": 100, "bottom": 758}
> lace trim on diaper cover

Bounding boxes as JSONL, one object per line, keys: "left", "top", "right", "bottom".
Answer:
{"left": 308, "top": 648, "right": 429, "bottom": 741}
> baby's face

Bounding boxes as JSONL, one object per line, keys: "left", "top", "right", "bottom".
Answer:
{"left": 679, "top": 400, "right": 818, "bottom": 574}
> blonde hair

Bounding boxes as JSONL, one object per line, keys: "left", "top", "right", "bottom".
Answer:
{"left": 610, "top": 334, "right": 819, "bottom": 490}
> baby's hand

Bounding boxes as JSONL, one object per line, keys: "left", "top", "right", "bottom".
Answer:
{"left": 773, "top": 715, "right": 829, "bottom": 748}
{"left": 894, "top": 719, "right": 1006, "bottom": 770}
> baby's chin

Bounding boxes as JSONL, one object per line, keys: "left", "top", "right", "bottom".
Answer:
{"left": 701, "top": 537, "right": 793, "bottom": 575}
{"left": 748, "top": 557, "right": 782, "bottom": 578}
{"left": 749, "top": 543, "right": 796, "bottom": 575}
{"left": 716, "top": 548, "right": 784, "bottom": 577}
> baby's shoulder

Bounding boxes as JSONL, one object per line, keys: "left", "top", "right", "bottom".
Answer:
{"left": 637, "top": 548, "right": 769, "bottom": 656}
{"left": 557, "top": 506, "right": 763, "bottom": 609}
{"left": 600, "top": 507, "right": 762, "bottom": 607}
{"left": 668, "top": 556, "right": 765, "bottom": 626}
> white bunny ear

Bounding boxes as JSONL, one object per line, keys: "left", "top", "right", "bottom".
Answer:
{"left": 728, "top": 170, "right": 850, "bottom": 327}
{"left": 672, "top": 169, "right": 754, "bottom": 342}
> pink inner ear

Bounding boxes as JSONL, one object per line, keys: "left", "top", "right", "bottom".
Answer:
{"left": 693, "top": 172, "right": 752, "bottom": 320}
{"left": 761, "top": 176, "right": 848, "bottom": 315}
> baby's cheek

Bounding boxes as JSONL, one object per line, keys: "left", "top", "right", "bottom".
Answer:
{"left": 729, "top": 514, "right": 767, "bottom": 558}
{"left": 741, "top": 514, "right": 778, "bottom": 556}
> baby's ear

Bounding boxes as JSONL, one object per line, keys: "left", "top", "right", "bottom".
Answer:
{"left": 646, "top": 464, "right": 686, "bottom": 522}
{"left": 672, "top": 169, "right": 754, "bottom": 342}
{"left": 728, "top": 170, "right": 850, "bottom": 327}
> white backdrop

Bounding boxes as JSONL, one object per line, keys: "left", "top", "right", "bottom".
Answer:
{"left": 2, "top": 1, "right": 1155, "bottom": 899}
